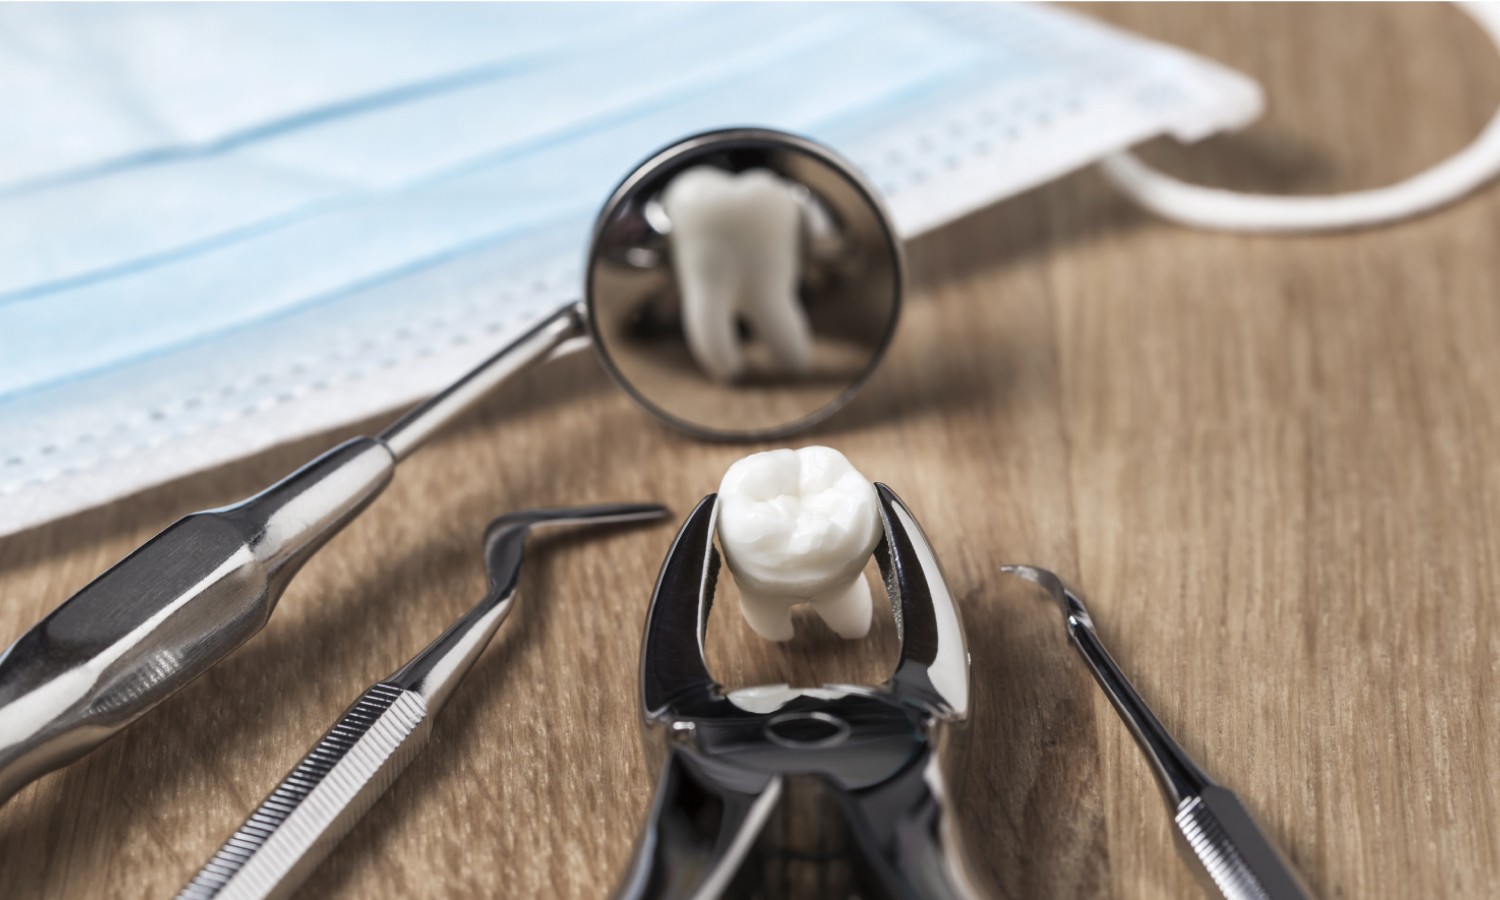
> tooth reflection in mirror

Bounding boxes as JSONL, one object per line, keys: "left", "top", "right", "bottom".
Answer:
{"left": 661, "top": 166, "right": 811, "bottom": 383}
{"left": 586, "top": 128, "right": 902, "bottom": 440}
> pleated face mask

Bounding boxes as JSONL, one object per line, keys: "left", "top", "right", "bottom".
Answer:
{"left": 0, "top": 2, "right": 1260, "bottom": 535}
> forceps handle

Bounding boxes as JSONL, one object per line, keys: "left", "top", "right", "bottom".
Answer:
{"left": 844, "top": 746, "right": 984, "bottom": 900}
{"left": 177, "top": 682, "right": 432, "bottom": 900}
{"left": 614, "top": 747, "right": 784, "bottom": 900}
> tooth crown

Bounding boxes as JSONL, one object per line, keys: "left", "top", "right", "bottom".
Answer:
{"left": 662, "top": 167, "right": 800, "bottom": 240}
{"left": 717, "top": 446, "right": 880, "bottom": 598}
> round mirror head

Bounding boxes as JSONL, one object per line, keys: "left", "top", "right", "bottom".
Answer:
{"left": 585, "top": 127, "right": 902, "bottom": 440}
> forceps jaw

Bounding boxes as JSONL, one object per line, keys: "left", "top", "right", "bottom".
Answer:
{"left": 638, "top": 486, "right": 972, "bottom": 724}
{"left": 875, "top": 484, "right": 970, "bottom": 721}
{"left": 623, "top": 487, "right": 981, "bottom": 900}
{"left": 640, "top": 493, "right": 726, "bottom": 722}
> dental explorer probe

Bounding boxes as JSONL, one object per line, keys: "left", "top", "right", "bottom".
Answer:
{"left": 1002, "top": 566, "right": 1313, "bottom": 900}
{"left": 179, "top": 503, "right": 667, "bottom": 900}
{"left": 0, "top": 305, "right": 585, "bottom": 807}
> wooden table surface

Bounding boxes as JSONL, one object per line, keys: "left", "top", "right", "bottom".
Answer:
{"left": 3, "top": 4, "right": 1498, "bottom": 897}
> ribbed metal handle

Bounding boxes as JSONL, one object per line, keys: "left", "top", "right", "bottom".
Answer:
{"left": 1174, "top": 786, "right": 1315, "bottom": 900}
{"left": 179, "top": 683, "right": 430, "bottom": 900}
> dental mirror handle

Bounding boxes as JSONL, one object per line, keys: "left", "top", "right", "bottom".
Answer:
{"left": 0, "top": 306, "right": 583, "bottom": 807}
{"left": 377, "top": 303, "right": 584, "bottom": 458}
{"left": 1062, "top": 605, "right": 1314, "bottom": 899}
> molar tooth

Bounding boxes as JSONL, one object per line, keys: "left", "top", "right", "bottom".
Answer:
{"left": 716, "top": 446, "right": 881, "bottom": 642}
{"left": 662, "top": 167, "right": 812, "bottom": 382}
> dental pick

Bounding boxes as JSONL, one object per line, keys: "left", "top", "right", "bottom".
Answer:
{"left": 179, "top": 502, "right": 668, "bottom": 900}
{"left": 1001, "top": 565, "right": 1314, "bottom": 900}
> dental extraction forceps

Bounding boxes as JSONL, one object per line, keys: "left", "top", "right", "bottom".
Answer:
{"left": 615, "top": 486, "right": 983, "bottom": 900}
{"left": 1002, "top": 566, "right": 1314, "bottom": 900}
{"left": 180, "top": 503, "right": 667, "bottom": 900}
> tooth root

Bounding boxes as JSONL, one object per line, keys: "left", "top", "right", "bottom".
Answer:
{"left": 810, "top": 575, "right": 873, "bottom": 640}
{"left": 738, "top": 171, "right": 812, "bottom": 374}
{"left": 675, "top": 250, "right": 745, "bottom": 382}
{"left": 739, "top": 589, "right": 797, "bottom": 642}
{"left": 742, "top": 261, "right": 812, "bottom": 374}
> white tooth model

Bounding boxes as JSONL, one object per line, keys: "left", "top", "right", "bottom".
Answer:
{"left": 716, "top": 446, "right": 881, "bottom": 641}
{"left": 661, "top": 166, "right": 812, "bottom": 382}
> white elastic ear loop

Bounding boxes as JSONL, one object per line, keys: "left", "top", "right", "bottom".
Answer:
{"left": 1100, "top": 2, "right": 1500, "bottom": 233}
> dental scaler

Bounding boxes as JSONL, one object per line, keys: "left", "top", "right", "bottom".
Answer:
{"left": 1002, "top": 566, "right": 1314, "bottom": 900}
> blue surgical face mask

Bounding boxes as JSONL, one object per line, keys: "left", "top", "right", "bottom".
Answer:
{"left": 0, "top": 2, "right": 1260, "bottom": 534}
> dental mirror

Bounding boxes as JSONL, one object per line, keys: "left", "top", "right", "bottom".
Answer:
{"left": 0, "top": 126, "right": 902, "bottom": 807}
{"left": 585, "top": 127, "right": 903, "bottom": 439}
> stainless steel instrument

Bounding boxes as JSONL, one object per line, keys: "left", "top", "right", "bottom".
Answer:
{"left": 0, "top": 311, "right": 572, "bottom": 807}
{"left": 0, "top": 127, "right": 903, "bottom": 806}
{"left": 178, "top": 502, "right": 667, "bottom": 900}
{"left": 1001, "top": 565, "right": 1315, "bottom": 900}
{"left": 614, "top": 486, "right": 983, "bottom": 900}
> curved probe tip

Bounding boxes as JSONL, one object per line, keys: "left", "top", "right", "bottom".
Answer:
{"left": 484, "top": 502, "right": 670, "bottom": 539}
{"left": 1000, "top": 564, "right": 1091, "bottom": 625}
{"left": 481, "top": 503, "right": 670, "bottom": 588}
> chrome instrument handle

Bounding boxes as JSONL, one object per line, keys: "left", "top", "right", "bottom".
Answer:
{"left": 177, "top": 682, "right": 431, "bottom": 900}
{"left": 0, "top": 304, "right": 586, "bottom": 807}
{"left": 0, "top": 437, "right": 395, "bottom": 806}
{"left": 1173, "top": 785, "right": 1315, "bottom": 900}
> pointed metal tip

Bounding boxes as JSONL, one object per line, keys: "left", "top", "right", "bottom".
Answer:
{"left": 481, "top": 502, "right": 670, "bottom": 591}
{"left": 483, "top": 502, "right": 670, "bottom": 541}
{"left": 1000, "top": 564, "right": 1064, "bottom": 595}
{"left": 1000, "top": 564, "right": 1089, "bottom": 624}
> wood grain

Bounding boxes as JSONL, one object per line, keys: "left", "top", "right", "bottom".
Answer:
{"left": 3, "top": 4, "right": 1499, "bottom": 897}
